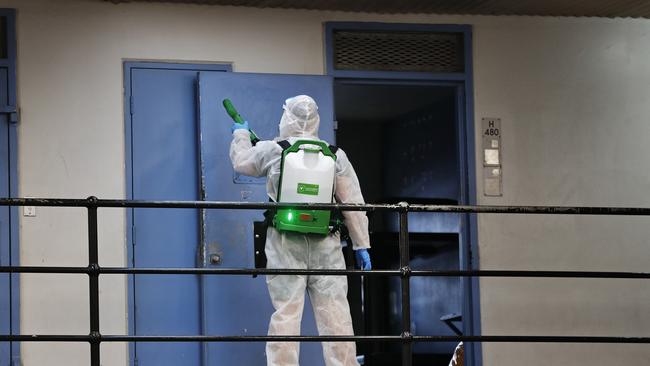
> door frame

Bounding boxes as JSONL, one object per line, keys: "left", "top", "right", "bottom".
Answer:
{"left": 0, "top": 8, "right": 19, "bottom": 366}
{"left": 123, "top": 61, "right": 232, "bottom": 365}
{"left": 325, "top": 22, "right": 481, "bottom": 365}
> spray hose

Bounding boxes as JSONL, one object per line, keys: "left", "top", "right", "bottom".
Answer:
{"left": 223, "top": 99, "right": 260, "bottom": 143}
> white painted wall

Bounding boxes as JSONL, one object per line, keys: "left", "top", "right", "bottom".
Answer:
{"left": 1, "top": 0, "right": 648, "bottom": 364}
{"left": 473, "top": 17, "right": 650, "bottom": 364}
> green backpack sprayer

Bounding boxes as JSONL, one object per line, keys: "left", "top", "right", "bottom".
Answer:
{"left": 222, "top": 99, "right": 338, "bottom": 235}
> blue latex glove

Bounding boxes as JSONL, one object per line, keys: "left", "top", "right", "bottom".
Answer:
{"left": 231, "top": 120, "right": 249, "bottom": 133}
{"left": 355, "top": 249, "right": 372, "bottom": 271}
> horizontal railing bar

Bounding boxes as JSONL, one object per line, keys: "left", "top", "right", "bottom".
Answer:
{"left": 103, "top": 335, "right": 395, "bottom": 342}
{"left": 411, "top": 270, "right": 650, "bottom": 279}
{"left": 0, "top": 335, "right": 397, "bottom": 342}
{"left": 0, "top": 335, "right": 91, "bottom": 342}
{"left": 0, "top": 266, "right": 90, "bottom": 274}
{"left": 413, "top": 336, "right": 650, "bottom": 343}
{"left": 0, "top": 197, "right": 649, "bottom": 215}
{"left": 1, "top": 334, "right": 648, "bottom": 343}
{"left": 1, "top": 266, "right": 649, "bottom": 279}
{"left": 100, "top": 267, "right": 397, "bottom": 276}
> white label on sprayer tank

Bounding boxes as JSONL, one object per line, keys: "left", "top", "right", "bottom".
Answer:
{"left": 280, "top": 149, "right": 335, "bottom": 203}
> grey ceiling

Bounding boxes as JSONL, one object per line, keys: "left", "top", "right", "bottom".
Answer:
{"left": 106, "top": 0, "right": 650, "bottom": 18}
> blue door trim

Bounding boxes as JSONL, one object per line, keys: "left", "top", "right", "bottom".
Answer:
{"left": 461, "top": 28, "right": 483, "bottom": 366}
{"left": 0, "top": 8, "right": 20, "bottom": 366}
{"left": 325, "top": 21, "right": 482, "bottom": 365}
{"left": 123, "top": 61, "right": 231, "bottom": 365}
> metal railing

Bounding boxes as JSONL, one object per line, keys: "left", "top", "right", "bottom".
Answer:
{"left": 1, "top": 197, "right": 649, "bottom": 366}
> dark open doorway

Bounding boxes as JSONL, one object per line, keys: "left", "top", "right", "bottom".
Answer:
{"left": 335, "top": 82, "right": 463, "bottom": 365}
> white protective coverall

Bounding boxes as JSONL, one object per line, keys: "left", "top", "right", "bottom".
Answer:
{"left": 230, "top": 95, "right": 370, "bottom": 366}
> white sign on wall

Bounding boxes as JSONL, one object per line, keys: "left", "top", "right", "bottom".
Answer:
{"left": 482, "top": 118, "right": 502, "bottom": 196}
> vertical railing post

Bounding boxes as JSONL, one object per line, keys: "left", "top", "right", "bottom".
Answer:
{"left": 398, "top": 202, "right": 412, "bottom": 366}
{"left": 87, "top": 196, "right": 101, "bottom": 366}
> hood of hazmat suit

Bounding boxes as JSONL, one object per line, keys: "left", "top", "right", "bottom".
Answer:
{"left": 278, "top": 95, "right": 320, "bottom": 139}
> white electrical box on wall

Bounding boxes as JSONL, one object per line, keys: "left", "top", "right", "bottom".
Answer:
{"left": 482, "top": 117, "right": 502, "bottom": 196}
{"left": 23, "top": 206, "right": 36, "bottom": 217}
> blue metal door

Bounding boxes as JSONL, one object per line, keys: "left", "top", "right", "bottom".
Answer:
{"left": 127, "top": 63, "right": 229, "bottom": 366}
{"left": 197, "top": 71, "right": 334, "bottom": 365}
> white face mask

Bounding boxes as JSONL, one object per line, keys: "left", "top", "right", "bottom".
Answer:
{"left": 278, "top": 95, "right": 320, "bottom": 139}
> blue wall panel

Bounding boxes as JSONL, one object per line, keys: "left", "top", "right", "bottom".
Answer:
{"left": 382, "top": 98, "right": 461, "bottom": 234}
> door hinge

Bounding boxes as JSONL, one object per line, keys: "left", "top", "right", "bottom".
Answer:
{"left": 333, "top": 120, "right": 338, "bottom": 130}
{"left": 130, "top": 95, "right": 134, "bottom": 116}
{"left": 1, "top": 105, "right": 19, "bottom": 124}
{"left": 9, "top": 108, "right": 19, "bottom": 124}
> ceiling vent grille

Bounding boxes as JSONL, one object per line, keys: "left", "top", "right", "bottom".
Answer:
{"left": 333, "top": 30, "right": 464, "bottom": 73}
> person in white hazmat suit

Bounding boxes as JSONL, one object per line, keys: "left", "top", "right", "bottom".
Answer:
{"left": 229, "top": 95, "right": 372, "bottom": 366}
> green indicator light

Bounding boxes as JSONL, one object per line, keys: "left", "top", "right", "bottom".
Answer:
{"left": 287, "top": 212, "right": 293, "bottom": 221}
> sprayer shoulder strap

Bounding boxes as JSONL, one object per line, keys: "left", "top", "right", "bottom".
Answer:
{"left": 277, "top": 140, "right": 338, "bottom": 155}
{"left": 277, "top": 140, "right": 291, "bottom": 151}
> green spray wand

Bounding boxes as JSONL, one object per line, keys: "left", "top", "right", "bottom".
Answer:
{"left": 222, "top": 99, "right": 260, "bottom": 144}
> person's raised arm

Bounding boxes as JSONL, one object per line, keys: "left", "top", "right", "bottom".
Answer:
{"left": 230, "top": 127, "right": 278, "bottom": 177}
